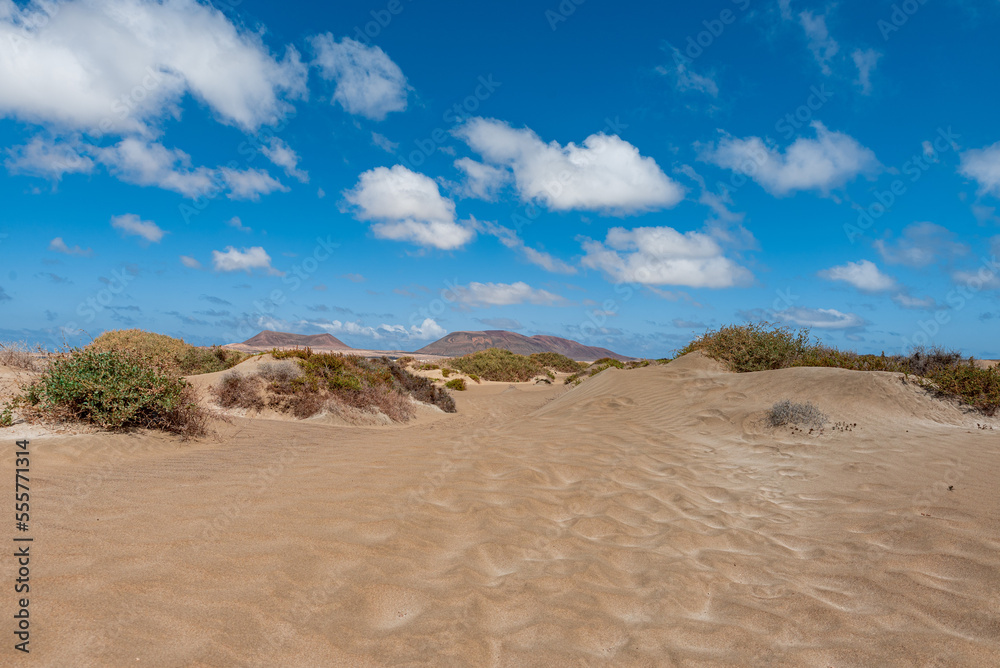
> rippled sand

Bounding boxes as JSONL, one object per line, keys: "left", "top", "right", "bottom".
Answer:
{"left": 6, "top": 352, "right": 999, "bottom": 666}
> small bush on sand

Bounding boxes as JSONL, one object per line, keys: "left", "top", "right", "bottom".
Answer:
{"left": 679, "top": 322, "right": 812, "bottom": 372}
{"left": 418, "top": 363, "right": 440, "bottom": 370}
{"left": 257, "top": 350, "right": 455, "bottom": 420}
{"left": 767, "top": 400, "right": 828, "bottom": 428}
{"left": 565, "top": 358, "right": 626, "bottom": 384}
{"left": 467, "top": 373, "right": 480, "bottom": 383}
{"left": 682, "top": 322, "right": 997, "bottom": 416}
{"left": 257, "top": 361, "right": 301, "bottom": 383}
{"left": 0, "top": 341, "right": 43, "bottom": 371}
{"left": 90, "top": 329, "right": 247, "bottom": 375}
{"left": 448, "top": 348, "right": 545, "bottom": 383}
{"left": 214, "top": 373, "right": 265, "bottom": 411}
{"left": 18, "top": 348, "right": 206, "bottom": 436}
{"left": 445, "top": 378, "right": 467, "bottom": 391}
{"left": 528, "top": 352, "right": 586, "bottom": 373}
{"left": 441, "top": 367, "right": 452, "bottom": 377}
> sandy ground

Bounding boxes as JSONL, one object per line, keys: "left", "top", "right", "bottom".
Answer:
{"left": 2, "top": 352, "right": 999, "bottom": 666}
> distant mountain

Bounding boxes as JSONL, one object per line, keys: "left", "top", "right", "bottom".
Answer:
{"left": 224, "top": 330, "right": 352, "bottom": 352}
{"left": 416, "top": 330, "right": 632, "bottom": 361}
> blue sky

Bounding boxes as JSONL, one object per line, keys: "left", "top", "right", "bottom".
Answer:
{"left": 1, "top": 0, "right": 998, "bottom": 357}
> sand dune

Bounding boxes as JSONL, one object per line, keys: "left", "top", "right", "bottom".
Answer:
{"left": 5, "top": 352, "right": 999, "bottom": 666}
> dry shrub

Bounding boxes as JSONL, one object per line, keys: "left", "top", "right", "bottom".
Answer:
{"left": 767, "top": 400, "right": 828, "bottom": 428}
{"left": 257, "top": 360, "right": 301, "bottom": 383}
{"left": 214, "top": 374, "right": 264, "bottom": 411}
{"left": 0, "top": 341, "right": 42, "bottom": 371}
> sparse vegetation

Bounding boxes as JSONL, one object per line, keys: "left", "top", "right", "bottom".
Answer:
{"left": 447, "top": 348, "right": 545, "bottom": 382}
{"left": 678, "top": 322, "right": 811, "bottom": 372}
{"left": 767, "top": 400, "right": 828, "bottom": 428}
{"left": 682, "top": 322, "right": 1000, "bottom": 416}
{"left": 441, "top": 367, "right": 453, "bottom": 377}
{"left": 89, "top": 329, "right": 248, "bottom": 375}
{"left": 0, "top": 341, "right": 42, "bottom": 371}
{"left": 15, "top": 348, "right": 207, "bottom": 436}
{"left": 214, "top": 350, "right": 457, "bottom": 421}
{"left": 565, "top": 358, "right": 627, "bottom": 384}
{"left": 418, "top": 363, "right": 440, "bottom": 370}
{"left": 445, "top": 378, "right": 466, "bottom": 391}
{"left": 528, "top": 352, "right": 586, "bottom": 373}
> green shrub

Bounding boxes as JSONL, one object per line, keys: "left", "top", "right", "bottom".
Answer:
{"left": 445, "top": 378, "right": 467, "bottom": 391}
{"left": 267, "top": 350, "right": 456, "bottom": 418}
{"left": 418, "top": 363, "right": 440, "bottom": 370}
{"left": 591, "top": 357, "right": 626, "bottom": 369}
{"left": 89, "top": 329, "right": 247, "bottom": 375}
{"left": 920, "top": 364, "right": 1000, "bottom": 416}
{"left": 528, "top": 352, "right": 586, "bottom": 373}
{"left": 18, "top": 348, "right": 206, "bottom": 435}
{"left": 678, "top": 322, "right": 812, "bottom": 372}
{"left": 0, "top": 403, "right": 12, "bottom": 427}
{"left": 681, "top": 322, "right": 998, "bottom": 416}
{"left": 441, "top": 367, "right": 452, "bottom": 377}
{"left": 448, "top": 348, "right": 545, "bottom": 382}
{"left": 467, "top": 373, "right": 480, "bottom": 383}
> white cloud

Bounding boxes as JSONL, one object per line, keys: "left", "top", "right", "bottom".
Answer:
{"left": 852, "top": 48, "right": 881, "bottom": 95}
{"left": 581, "top": 226, "right": 752, "bottom": 288}
{"left": 219, "top": 166, "right": 288, "bottom": 201}
{"left": 110, "top": 213, "right": 165, "bottom": 244}
{"left": 818, "top": 259, "right": 895, "bottom": 292}
{"left": 48, "top": 237, "right": 92, "bottom": 256}
{"left": 212, "top": 246, "right": 282, "bottom": 275}
{"left": 455, "top": 117, "right": 684, "bottom": 214}
{"left": 454, "top": 157, "right": 510, "bottom": 200}
{"left": 892, "top": 293, "right": 937, "bottom": 310}
{"left": 659, "top": 46, "right": 719, "bottom": 97}
{"left": 343, "top": 165, "right": 475, "bottom": 250}
{"left": 371, "top": 132, "right": 398, "bottom": 153}
{"left": 5, "top": 136, "right": 93, "bottom": 178}
{"left": 959, "top": 141, "right": 1000, "bottom": 197}
{"left": 448, "top": 281, "right": 565, "bottom": 307}
{"left": 98, "top": 138, "right": 215, "bottom": 197}
{"left": 180, "top": 255, "right": 201, "bottom": 269}
{"left": 261, "top": 138, "right": 308, "bottom": 183}
{"left": 799, "top": 11, "right": 839, "bottom": 75}
{"left": 700, "top": 121, "right": 878, "bottom": 196}
{"left": 0, "top": 0, "right": 306, "bottom": 135}
{"left": 774, "top": 307, "right": 865, "bottom": 329}
{"left": 479, "top": 221, "right": 576, "bottom": 274}
{"left": 311, "top": 35, "right": 408, "bottom": 121}
{"left": 874, "top": 222, "right": 968, "bottom": 267}
{"left": 307, "top": 317, "right": 446, "bottom": 341}
{"left": 226, "top": 216, "right": 251, "bottom": 233}
{"left": 952, "top": 269, "right": 1000, "bottom": 290}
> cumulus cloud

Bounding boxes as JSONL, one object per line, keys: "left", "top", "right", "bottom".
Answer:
{"left": 311, "top": 35, "right": 408, "bottom": 120}
{"left": 180, "top": 255, "right": 201, "bottom": 269}
{"left": 699, "top": 122, "right": 878, "bottom": 196}
{"left": 874, "top": 222, "right": 968, "bottom": 267}
{"left": 261, "top": 137, "right": 308, "bottom": 183}
{"left": 454, "top": 157, "right": 510, "bottom": 200}
{"left": 818, "top": 259, "right": 895, "bottom": 292}
{"left": 226, "top": 216, "right": 251, "bottom": 233}
{"left": 774, "top": 307, "right": 865, "bottom": 329}
{"left": 448, "top": 281, "right": 565, "bottom": 307}
{"left": 110, "top": 213, "right": 165, "bottom": 244}
{"left": 98, "top": 137, "right": 215, "bottom": 197}
{"left": 580, "top": 226, "right": 752, "bottom": 288}
{"left": 5, "top": 136, "right": 93, "bottom": 178}
{"left": 455, "top": 117, "right": 684, "bottom": 214}
{"left": 219, "top": 166, "right": 288, "bottom": 201}
{"left": 959, "top": 141, "right": 1000, "bottom": 197}
{"left": 479, "top": 221, "right": 576, "bottom": 274}
{"left": 852, "top": 48, "right": 881, "bottom": 95}
{"left": 211, "top": 246, "right": 282, "bottom": 275}
{"left": 0, "top": 0, "right": 306, "bottom": 135}
{"left": 49, "top": 237, "right": 92, "bottom": 256}
{"left": 343, "top": 165, "right": 475, "bottom": 250}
